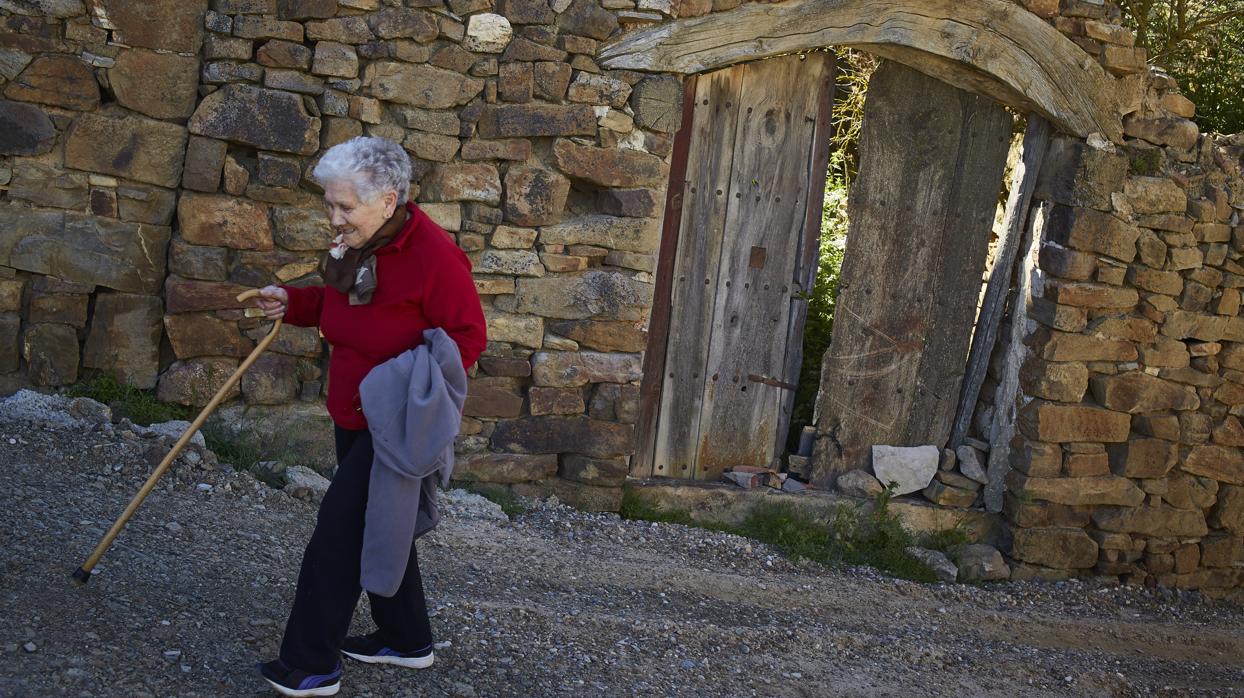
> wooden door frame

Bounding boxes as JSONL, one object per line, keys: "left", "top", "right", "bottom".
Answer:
{"left": 631, "top": 55, "right": 837, "bottom": 478}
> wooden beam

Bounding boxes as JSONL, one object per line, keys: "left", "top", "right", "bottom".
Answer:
{"left": 598, "top": 0, "right": 1122, "bottom": 142}
{"left": 948, "top": 116, "right": 1051, "bottom": 450}
{"left": 632, "top": 73, "right": 698, "bottom": 479}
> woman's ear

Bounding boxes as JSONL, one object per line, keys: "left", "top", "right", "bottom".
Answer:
{"left": 383, "top": 190, "right": 399, "bottom": 217}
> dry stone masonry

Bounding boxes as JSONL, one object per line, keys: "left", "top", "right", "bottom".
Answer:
{"left": 0, "top": 0, "right": 1239, "bottom": 591}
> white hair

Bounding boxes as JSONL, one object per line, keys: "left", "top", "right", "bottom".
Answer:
{"left": 312, "top": 136, "right": 411, "bottom": 204}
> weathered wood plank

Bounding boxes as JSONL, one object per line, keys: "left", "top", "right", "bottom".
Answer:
{"left": 809, "top": 61, "right": 1012, "bottom": 486}
{"left": 985, "top": 201, "right": 1050, "bottom": 511}
{"left": 948, "top": 115, "right": 1051, "bottom": 450}
{"left": 775, "top": 52, "right": 838, "bottom": 467}
{"left": 651, "top": 69, "right": 742, "bottom": 479}
{"left": 598, "top": 0, "right": 1122, "bottom": 143}
{"left": 693, "top": 53, "right": 830, "bottom": 480}
{"left": 633, "top": 74, "right": 697, "bottom": 479}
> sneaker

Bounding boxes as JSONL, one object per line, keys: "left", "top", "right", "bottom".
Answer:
{"left": 258, "top": 658, "right": 341, "bottom": 697}
{"left": 341, "top": 633, "right": 435, "bottom": 669}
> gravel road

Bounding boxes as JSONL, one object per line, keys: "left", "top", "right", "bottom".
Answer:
{"left": 1, "top": 397, "right": 1242, "bottom": 697}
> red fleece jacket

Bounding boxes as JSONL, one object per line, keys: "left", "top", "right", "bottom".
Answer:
{"left": 281, "top": 202, "right": 486, "bottom": 430}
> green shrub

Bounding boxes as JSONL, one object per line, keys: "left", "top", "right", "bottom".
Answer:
{"left": 65, "top": 374, "right": 193, "bottom": 426}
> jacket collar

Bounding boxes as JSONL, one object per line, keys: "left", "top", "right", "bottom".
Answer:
{"left": 375, "top": 201, "right": 425, "bottom": 256}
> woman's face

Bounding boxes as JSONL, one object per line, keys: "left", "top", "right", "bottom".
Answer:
{"left": 323, "top": 178, "right": 398, "bottom": 249}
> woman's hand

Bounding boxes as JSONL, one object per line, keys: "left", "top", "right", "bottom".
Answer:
{"left": 256, "top": 285, "right": 289, "bottom": 320}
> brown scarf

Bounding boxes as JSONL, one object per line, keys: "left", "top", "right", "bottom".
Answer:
{"left": 322, "top": 206, "right": 408, "bottom": 305}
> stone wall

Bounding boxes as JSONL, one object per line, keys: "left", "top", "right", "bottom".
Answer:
{"left": 0, "top": 0, "right": 1239, "bottom": 590}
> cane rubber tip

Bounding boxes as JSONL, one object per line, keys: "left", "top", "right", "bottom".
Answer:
{"left": 71, "top": 567, "right": 91, "bottom": 585}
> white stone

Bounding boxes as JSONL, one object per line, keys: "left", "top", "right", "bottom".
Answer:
{"left": 870, "top": 445, "right": 939, "bottom": 495}
{"left": 550, "top": 0, "right": 572, "bottom": 11}
{"left": 284, "top": 465, "right": 331, "bottom": 500}
{"left": 835, "top": 468, "right": 883, "bottom": 498}
{"left": 637, "top": 0, "right": 673, "bottom": 13}
{"left": 906, "top": 546, "right": 957, "bottom": 583}
{"left": 953, "top": 544, "right": 1011, "bottom": 582}
{"left": 463, "top": 14, "right": 513, "bottom": 53}
{"left": 137, "top": 420, "right": 207, "bottom": 450}
{"left": 955, "top": 445, "right": 989, "bottom": 485}
{"left": 439, "top": 487, "right": 507, "bottom": 521}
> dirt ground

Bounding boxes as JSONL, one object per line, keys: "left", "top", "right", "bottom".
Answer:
{"left": 1, "top": 406, "right": 1242, "bottom": 697}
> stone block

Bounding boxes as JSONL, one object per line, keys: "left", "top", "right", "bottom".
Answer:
{"left": 490, "top": 416, "right": 634, "bottom": 458}
{"left": 587, "top": 382, "right": 639, "bottom": 423}
{"left": 0, "top": 210, "right": 170, "bottom": 294}
{"left": 1089, "top": 372, "right": 1199, "bottom": 413}
{"left": 503, "top": 166, "right": 569, "bottom": 226}
{"left": 452, "top": 452, "right": 557, "bottom": 483}
{"left": 1011, "top": 527, "right": 1098, "bottom": 569}
{"left": 177, "top": 193, "right": 274, "bottom": 250}
{"left": 422, "top": 163, "right": 501, "bottom": 205}
{"left": 1208, "top": 485, "right": 1244, "bottom": 536}
{"left": 365, "top": 62, "right": 483, "bottom": 108}
{"left": 111, "top": 48, "right": 199, "bottom": 120}
{"left": 367, "top": 7, "right": 438, "bottom": 41}
{"left": 189, "top": 84, "right": 320, "bottom": 155}
{"left": 1107, "top": 438, "right": 1176, "bottom": 478}
{"left": 1006, "top": 472, "right": 1144, "bottom": 507}
{"left": 464, "top": 376, "right": 524, "bottom": 418}
{"left": 567, "top": 72, "right": 631, "bottom": 108}
{"left": 1184, "top": 446, "right": 1244, "bottom": 486}
{"left": 515, "top": 271, "right": 650, "bottom": 321}
{"left": 531, "top": 351, "right": 642, "bottom": 387}
{"left": 552, "top": 138, "right": 666, "bottom": 187}
{"left": 529, "top": 386, "right": 585, "bottom": 416}
{"left": 1019, "top": 357, "right": 1087, "bottom": 402}
{"left": 164, "top": 312, "right": 253, "bottom": 359}
{"left": 557, "top": 0, "right": 618, "bottom": 40}
{"left": 559, "top": 453, "right": 627, "bottom": 486}
{"left": 4, "top": 55, "right": 99, "bottom": 110}
{"left": 239, "top": 353, "right": 297, "bottom": 404}
{"left": 533, "top": 61, "right": 573, "bottom": 101}
{"left": 1047, "top": 206, "right": 1139, "bottom": 262}
{"left": 257, "top": 39, "right": 312, "bottom": 69}
{"left": 477, "top": 104, "right": 596, "bottom": 138}
{"left": 1018, "top": 401, "right": 1131, "bottom": 443}
{"left": 1092, "top": 506, "right": 1208, "bottom": 538}
{"left": 463, "top": 13, "right": 513, "bottom": 52}
{"left": 93, "top": 0, "right": 208, "bottom": 53}
{"left": 0, "top": 99, "right": 55, "bottom": 156}
{"left": 65, "top": 110, "right": 188, "bottom": 188}
{"left": 22, "top": 323, "right": 79, "bottom": 386}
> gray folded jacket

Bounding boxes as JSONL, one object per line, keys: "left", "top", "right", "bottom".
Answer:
{"left": 358, "top": 328, "right": 467, "bottom": 597}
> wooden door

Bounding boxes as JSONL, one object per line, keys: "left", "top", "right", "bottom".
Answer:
{"left": 809, "top": 61, "right": 1014, "bottom": 486}
{"left": 637, "top": 52, "right": 835, "bottom": 481}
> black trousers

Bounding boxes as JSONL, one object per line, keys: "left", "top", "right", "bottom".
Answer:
{"left": 279, "top": 426, "right": 434, "bottom": 673}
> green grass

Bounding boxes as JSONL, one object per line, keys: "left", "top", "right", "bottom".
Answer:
{"left": 65, "top": 374, "right": 193, "bottom": 426}
{"left": 620, "top": 485, "right": 956, "bottom": 583}
{"left": 455, "top": 482, "right": 531, "bottom": 519}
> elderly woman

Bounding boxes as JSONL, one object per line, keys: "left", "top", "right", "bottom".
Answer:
{"left": 254, "top": 136, "right": 486, "bottom": 697}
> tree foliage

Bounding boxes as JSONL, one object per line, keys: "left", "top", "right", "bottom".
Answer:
{"left": 1119, "top": 0, "right": 1244, "bottom": 134}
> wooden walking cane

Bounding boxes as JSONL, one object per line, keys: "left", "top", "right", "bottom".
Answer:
{"left": 72, "top": 289, "right": 283, "bottom": 585}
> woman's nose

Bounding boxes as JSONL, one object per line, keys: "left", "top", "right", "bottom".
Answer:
{"left": 330, "top": 210, "right": 346, "bottom": 227}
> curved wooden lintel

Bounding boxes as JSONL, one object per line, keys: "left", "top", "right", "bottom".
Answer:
{"left": 598, "top": 0, "right": 1123, "bottom": 142}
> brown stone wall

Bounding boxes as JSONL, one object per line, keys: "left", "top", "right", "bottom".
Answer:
{"left": 0, "top": 0, "right": 1238, "bottom": 589}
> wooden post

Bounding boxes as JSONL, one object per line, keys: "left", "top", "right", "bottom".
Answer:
{"left": 948, "top": 116, "right": 1051, "bottom": 450}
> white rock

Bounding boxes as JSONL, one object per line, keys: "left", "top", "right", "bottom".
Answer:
{"left": 907, "top": 546, "right": 958, "bottom": 583}
{"left": 955, "top": 445, "right": 989, "bottom": 485}
{"left": 550, "top": 0, "right": 572, "bottom": 11}
{"left": 870, "top": 445, "right": 939, "bottom": 495}
{"left": 439, "top": 488, "right": 508, "bottom": 522}
{"left": 0, "top": 390, "right": 109, "bottom": 428}
{"left": 284, "top": 466, "right": 331, "bottom": 500}
{"left": 637, "top": 0, "right": 673, "bottom": 13}
{"left": 137, "top": 420, "right": 207, "bottom": 450}
{"left": 463, "top": 14, "right": 512, "bottom": 53}
{"left": 835, "top": 469, "right": 883, "bottom": 498}
{"left": 953, "top": 543, "right": 1011, "bottom": 582}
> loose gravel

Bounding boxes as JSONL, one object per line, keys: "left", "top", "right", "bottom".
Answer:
{"left": 1, "top": 399, "right": 1242, "bottom": 697}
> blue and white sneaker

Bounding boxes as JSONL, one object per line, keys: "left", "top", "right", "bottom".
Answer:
{"left": 341, "top": 633, "right": 435, "bottom": 669}
{"left": 258, "top": 659, "right": 341, "bottom": 697}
